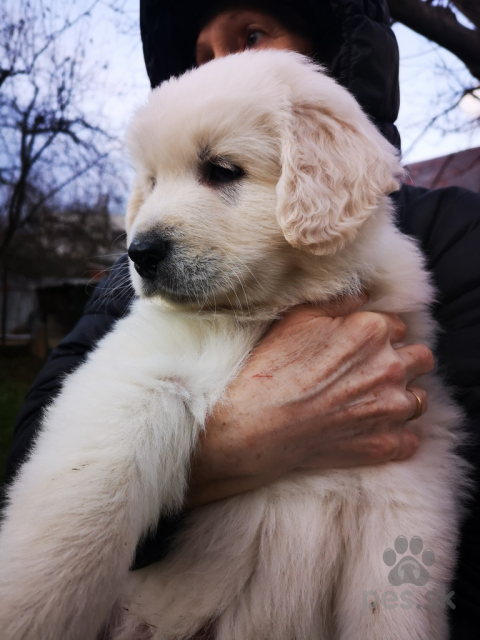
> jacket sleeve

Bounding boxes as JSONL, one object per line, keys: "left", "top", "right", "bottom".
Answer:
{"left": 393, "top": 185, "right": 480, "bottom": 428}
{"left": 394, "top": 184, "right": 480, "bottom": 638}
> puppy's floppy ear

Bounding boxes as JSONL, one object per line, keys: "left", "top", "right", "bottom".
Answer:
{"left": 125, "top": 177, "right": 144, "bottom": 235}
{"left": 276, "top": 92, "right": 404, "bottom": 256}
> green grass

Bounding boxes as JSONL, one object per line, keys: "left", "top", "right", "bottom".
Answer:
{"left": 0, "top": 350, "right": 44, "bottom": 486}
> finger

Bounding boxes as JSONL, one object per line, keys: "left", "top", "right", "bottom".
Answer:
{"left": 396, "top": 344, "right": 435, "bottom": 382}
{"left": 405, "top": 385, "right": 428, "bottom": 420}
{"left": 305, "top": 429, "right": 420, "bottom": 469}
{"left": 342, "top": 311, "right": 407, "bottom": 343}
{"left": 379, "top": 313, "right": 408, "bottom": 343}
{"left": 390, "top": 429, "right": 420, "bottom": 461}
{"left": 358, "top": 429, "right": 420, "bottom": 464}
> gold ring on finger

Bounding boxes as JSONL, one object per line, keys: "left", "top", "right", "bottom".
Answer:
{"left": 406, "top": 388, "right": 423, "bottom": 421}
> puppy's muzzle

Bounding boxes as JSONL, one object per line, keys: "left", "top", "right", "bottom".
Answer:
{"left": 128, "top": 238, "right": 169, "bottom": 280}
{"left": 128, "top": 228, "right": 222, "bottom": 305}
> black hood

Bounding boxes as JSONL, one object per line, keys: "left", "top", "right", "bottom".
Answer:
{"left": 140, "top": 0, "right": 400, "bottom": 148}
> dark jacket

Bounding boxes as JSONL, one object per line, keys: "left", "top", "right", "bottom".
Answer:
{"left": 4, "top": 1, "right": 480, "bottom": 636}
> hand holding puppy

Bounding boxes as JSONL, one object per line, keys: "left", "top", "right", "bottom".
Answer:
{"left": 187, "top": 300, "right": 434, "bottom": 508}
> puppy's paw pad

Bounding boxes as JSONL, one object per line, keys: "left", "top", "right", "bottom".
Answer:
{"left": 383, "top": 536, "right": 434, "bottom": 586}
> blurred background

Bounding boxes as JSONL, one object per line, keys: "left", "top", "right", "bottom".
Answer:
{"left": 1, "top": 0, "right": 479, "bottom": 483}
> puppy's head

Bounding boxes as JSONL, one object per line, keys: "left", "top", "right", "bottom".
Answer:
{"left": 126, "top": 50, "right": 403, "bottom": 312}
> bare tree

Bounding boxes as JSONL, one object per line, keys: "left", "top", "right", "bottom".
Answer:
{"left": 0, "top": 0, "right": 121, "bottom": 345}
{"left": 387, "top": 0, "right": 480, "bottom": 147}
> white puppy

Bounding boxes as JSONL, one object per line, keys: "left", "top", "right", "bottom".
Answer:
{"left": 0, "top": 51, "right": 466, "bottom": 640}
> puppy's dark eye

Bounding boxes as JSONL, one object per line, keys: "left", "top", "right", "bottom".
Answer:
{"left": 204, "top": 160, "right": 244, "bottom": 185}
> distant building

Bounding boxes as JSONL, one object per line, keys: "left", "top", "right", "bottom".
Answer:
{"left": 1, "top": 271, "right": 107, "bottom": 355}
{"left": 1, "top": 214, "right": 126, "bottom": 354}
{"left": 405, "top": 146, "right": 480, "bottom": 193}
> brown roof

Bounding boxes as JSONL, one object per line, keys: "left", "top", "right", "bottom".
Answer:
{"left": 404, "top": 146, "right": 480, "bottom": 194}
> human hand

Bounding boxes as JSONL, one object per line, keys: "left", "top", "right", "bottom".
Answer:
{"left": 186, "top": 298, "right": 434, "bottom": 508}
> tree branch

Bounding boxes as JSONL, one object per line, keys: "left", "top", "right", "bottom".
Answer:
{"left": 388, "top": 0, "right": 480, "bottom": 80}
{"left": 19, "top": 152, "right": 109, "bottom": 229}
{"left": 0, "top": 0, "right": 101, "bottom": 91}
{"left": 451, "top": 0, "right": 480, "bottom": 29}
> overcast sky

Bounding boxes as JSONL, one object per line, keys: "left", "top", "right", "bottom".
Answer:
{"left": 69, "top": 1, "right": 480, "bottom": 166}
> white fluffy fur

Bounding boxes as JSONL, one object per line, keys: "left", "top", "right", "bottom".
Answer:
{"left": 0, "top": 51, "right": 466, "bottom": 640}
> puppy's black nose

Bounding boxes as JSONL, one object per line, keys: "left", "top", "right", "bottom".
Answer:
{"left": 128, "top": 238, "right": 168, "bottom": 279}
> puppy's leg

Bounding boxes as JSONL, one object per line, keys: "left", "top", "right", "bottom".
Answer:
{"left": 335, "top": 449, "right": 460, "bottom": 640}
{"left": 0, "top": 321, "right": 199, "bottom": 640}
